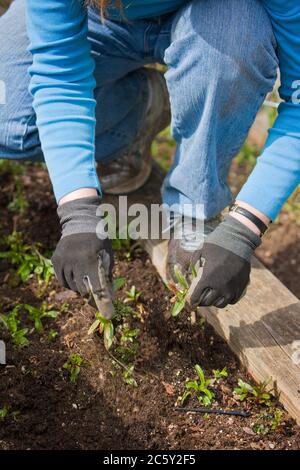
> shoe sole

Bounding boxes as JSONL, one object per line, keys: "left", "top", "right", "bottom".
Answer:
{"left": 102, "top": 140, "right": 154, "bottom": 195}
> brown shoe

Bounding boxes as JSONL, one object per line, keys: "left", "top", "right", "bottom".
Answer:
{"left": 98, "top": 68, "right": 171, "bottom": 195}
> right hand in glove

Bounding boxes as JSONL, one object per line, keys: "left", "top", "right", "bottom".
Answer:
{"left": 187, "top": 214, "right": 261, "bottom": 308}
{"left": 52, "top": 196, "right": 114, "bottom": 319}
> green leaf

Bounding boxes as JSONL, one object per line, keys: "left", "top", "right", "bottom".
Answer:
{"left": 199, "top": 395, "right": 212, "bottom": 407}
{"left": 63, "top": 354, "right": 86, "bottom": 383}
{"left": 195, "top": 365, "right": 205, "bottom": 384}
{"left": 0, "top": 314, "right": 9, "bottom": 329}
{"left": 88, "top": 319, "right": 101, "bottom": 335}
{"left": 171, "top": 299, "right": 185, "bottom": 317}
{"left": 0, "top": 405, "right": 10, "bottom": 419}
{"left": 43, "top": 310, "right": 59, "bottom": 319}
{"left": 34, "top": 265, "right": 43, "bottom": 275}
{"left": 34, "top": 319, "right": 43, "bottom": 333}
{"left": 185, "top": 380, "right": 199, "bottom": 391}
{"left": 212, "top": 367, "right": 228, "bottom": 379}
{"left": 48, "top": 329, "right": 58, "bottom": 340}
{"left": 173, "top": 265, "right": 189, "bottom": 290}
{"left": 113, "top": 277, "right": 126, "bottom": 292}
{"left": 181, "top": 390, "right": 192, "bottom": 405}
{"left": 238, "top": 379, "right": 253, "bottom": 391}
{"left": 18, "top": 264, "right": 31, "bottom": 282}
{"left": 204, "top": 388, "right": 215, "bottom": 400}
{"left": 104, "top": 322, "right": 114, "bottom": 350}
{"left": 14, "top": 328, "right": 30, "bottom": 347}
{"left": 123, "top": 365, "right": 138, "bottom": 387}
{"left": 190, "top": 264, "right": 198, "bottom": 279}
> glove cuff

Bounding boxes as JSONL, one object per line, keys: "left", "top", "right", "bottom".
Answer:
{"left": 57, "top": 196, "right": 103, "bottom": 238}
{"left": 205, "top": 214, "right": 262, "bottom": 262}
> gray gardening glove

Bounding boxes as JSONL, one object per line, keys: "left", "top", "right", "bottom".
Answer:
{"left": 52, "top": 196, "right": 114, "bottom": 319}
{"left": 187, "top": 214, "right": 261, "bottom": 308}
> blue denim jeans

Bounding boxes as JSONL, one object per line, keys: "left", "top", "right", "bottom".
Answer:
{"left": 0, "top": 0, "right": 278, "bottom": 218}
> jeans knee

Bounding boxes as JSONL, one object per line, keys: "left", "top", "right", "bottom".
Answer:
{"left": 165, "top": 0, "right": 278, "bottom": 97}
{"left": 1, "top": 104, "right": 21, "bottom": 151}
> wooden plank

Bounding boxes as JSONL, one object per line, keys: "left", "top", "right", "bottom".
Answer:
{"left": 201, "top": 265, "right": 300, "bottom": 426}
{"left": 104, "top": 163, "right": 300, "bottom": 425}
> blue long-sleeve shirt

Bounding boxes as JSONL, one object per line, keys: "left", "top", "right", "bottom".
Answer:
{"left": 26, "top": 0, "right": 300, "bottom": 220}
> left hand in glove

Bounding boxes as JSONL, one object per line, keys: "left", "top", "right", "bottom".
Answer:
{"left": 187, "top": 214, "right": 262, "bottom": 309}
{"left": 52, "top": 196, "right": 114, "bottom": 319}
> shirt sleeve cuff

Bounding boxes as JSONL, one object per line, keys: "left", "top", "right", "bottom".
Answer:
{"left": 53, "top": 171, "right": 102, "bottom": 203}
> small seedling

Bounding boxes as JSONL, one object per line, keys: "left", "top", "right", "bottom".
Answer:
{"left": 0, "top": 405, "right": 10, "bottom": 419}
{"left": 113, "top": 299, "right": 135, "bottom": 321}
{"left": 170, "top": 265, "right": 189, "bottom": 317}
{"left": 24, "top": 302, "right": 59, "bottom": 334}
{"left": 234, "top": 378, "right": 273, "bottom": 406}
{"left": 271, "top": 409, "right": 283, "bottom": 431}
{"left": 119, "top": 326, "right": 139, "bottom": 345}
{"left": 124, "top": 286, "right": 142, "bottom": 304}
{"left": 113, "top": 277, "right": 126, "bottom": 292}
{"left": 181, "top": 365, "right": 215, "bottom": 407}
{"left": 63, "top": 353, "right": 86, "bottom": 383}
{"left": 110, "top": 357, "right": 139, "bottom": 386}
{"left": 115, "top": 325, "right": 139, "bottom": 362}
{"left": 123, "top": 286, "right": 145, "bottom": 320}
{"left": 48, "top": 329, "right": 58, "bottom": 340}
{"left": 253, "top": 422, "right": 269, "bottom": 435}
{"left": 60, "top": 302, "right": 69, "bottom": 314}
{"left": 111, "top": 235, "right": 131, "bottom": 253}
{"left": 111, "top": 225, "right": 133, "bottom": 258}
{"left": 0, "top": 160, "right": 24, "bottom": 177}
{"left": 88, "top": 312, "right": 114, "bottom": 350}
{"left": 7, "top": 179, "right": 28, "bottom": 214}
{"left": 122, "top": 365, "right": 138, "bottom": 387}
{"left": 0, "top": 231, "right": 54, "bottom": 288}
{"left": 212, "top": 367, "right": 228, "bottom": 380}
{"left": 88, "top": 296, "right": 141, "bottom": 351}
{"left": 0, "top": 306, "right": 29, "bottom": 348}
{"left": 252, "top": 409, "right": 283, "bottom": 435}
{"left": 0, "top": 405, "right": 19, "bottom": 421}
{"left": 109, "top": 359, "right": 121, "bottom": 377}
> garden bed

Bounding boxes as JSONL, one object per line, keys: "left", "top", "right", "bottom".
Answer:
{"left": 0, "top": 158, "right": 299, "bottom": 450}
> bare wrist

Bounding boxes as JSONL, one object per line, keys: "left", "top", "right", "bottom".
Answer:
{"left": 229, "top": 201, "right": 270, "bottom": 236}
{"left": 59, "top": 188, "right": 98, "bottom": 206}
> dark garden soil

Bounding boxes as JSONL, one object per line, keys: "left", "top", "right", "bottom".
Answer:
{"left": 0, "top": 162, "right": 299, "bottom": 451}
